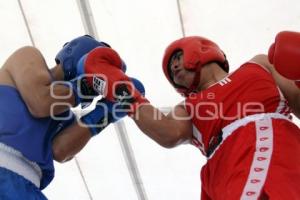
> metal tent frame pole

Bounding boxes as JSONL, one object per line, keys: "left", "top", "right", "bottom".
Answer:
{"left": 76, "top": 1, "right": 148, "bottom": 199}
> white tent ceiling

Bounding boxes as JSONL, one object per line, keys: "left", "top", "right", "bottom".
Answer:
{"left": 1, "top": 0, "right": 299, "bottom": 199}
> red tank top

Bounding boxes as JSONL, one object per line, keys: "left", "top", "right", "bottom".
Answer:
{"left": 185, "top": 62, "right": 291, "bottom": 156}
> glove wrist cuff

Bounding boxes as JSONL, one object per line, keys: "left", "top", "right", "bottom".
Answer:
{"left": 128, "top": 96, "right": 149, "bottom": 117}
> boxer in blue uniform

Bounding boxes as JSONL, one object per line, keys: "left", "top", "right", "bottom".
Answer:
{"left": 0, "top": 35, "right": 145, "bottom": 199}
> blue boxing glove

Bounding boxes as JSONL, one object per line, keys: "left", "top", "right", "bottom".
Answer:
{"left": 69, "top": 74, "right": 97, "bottom": 107}
{"left": 55, "top": 35, "right": 110, "bottom": 80}
{"left": 80, "top": 77, "right": 145, "bottom": 136}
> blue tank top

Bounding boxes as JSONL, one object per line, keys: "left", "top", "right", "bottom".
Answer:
{"left": 0, "top": 85, "right": 75, "bottom": 189}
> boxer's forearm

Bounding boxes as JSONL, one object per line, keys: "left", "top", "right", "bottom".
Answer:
{"left": 37, "top": 84, "right": 75, "bottom": 117}
{"left": 52, "top": 122, "right": 91, "bottom": 163}
{"left": 132, "top": 103, "right": 192, "bottom": 148}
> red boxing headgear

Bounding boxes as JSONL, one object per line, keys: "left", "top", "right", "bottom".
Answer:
{"left": 162, "top": 36, "right": 229, "bottom": 96}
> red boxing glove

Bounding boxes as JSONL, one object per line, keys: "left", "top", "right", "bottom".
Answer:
{"left": 84, "top": 47, "right": 149, "bottom": 115}
{"left": 268, "top": 31, "right": 300, "bottom": 80}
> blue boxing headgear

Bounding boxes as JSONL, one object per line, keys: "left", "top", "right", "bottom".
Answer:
{"left": 55, "top": 35, "right": 110, "bottom": 80}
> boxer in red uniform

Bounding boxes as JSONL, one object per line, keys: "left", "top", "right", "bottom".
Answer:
{"left": 80, "top": 31, "right": 300, "bottom": 200}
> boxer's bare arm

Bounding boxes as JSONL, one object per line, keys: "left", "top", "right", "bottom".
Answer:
{"left": 52, "top": 123, "right": 92, "bottom": 163}
{"left": 133, "top": 103, "right": 193, "bottom": 148}
{"left": 250, "top": 54, "right": 300, "bottom": 118}
{"left": 1, "top": 46, "right": 75, "bottom": 117}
